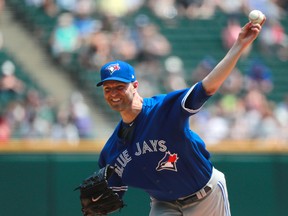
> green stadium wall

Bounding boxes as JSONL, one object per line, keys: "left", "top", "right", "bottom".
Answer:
{"left": 0, "top": 152, "right": 287, "bottom": 216}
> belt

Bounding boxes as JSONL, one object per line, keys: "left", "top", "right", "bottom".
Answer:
{"left": 175, "top": 185, "right": 212, "bottom": 206}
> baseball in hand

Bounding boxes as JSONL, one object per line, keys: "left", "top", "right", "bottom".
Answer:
{"left": 248, "top": 10, "right": 266, "bottom": 25}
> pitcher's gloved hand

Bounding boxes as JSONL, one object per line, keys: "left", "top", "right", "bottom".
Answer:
{"left": 75, "top": 165, "right": 125, "bottom": 216}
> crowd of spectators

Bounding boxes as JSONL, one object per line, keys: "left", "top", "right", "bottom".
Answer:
{"left": 1, "top": 0, "right": 288, "bottom": 145}
{"left": 189, "top": 53, "right": 287, "bottom": 144}
{"left": 190, "top": 89, "right": 288, "bottom": 145}
{"left": 0, "top": 1, "right": 96, "bottom": 144}
{"left": 0, "top": 58, "right": 94, "bottom": 143}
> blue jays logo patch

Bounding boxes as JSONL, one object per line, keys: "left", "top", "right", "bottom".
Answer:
{"left": 156, "top": 151, "right": 179, "bottom": 172}
{"left": 105, "top": 63, "right": 120, "bottom": 74}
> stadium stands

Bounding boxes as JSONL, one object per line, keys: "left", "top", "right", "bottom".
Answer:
{"left": 4, "top": 0, "right": 288, "bottom": 141}
{"left": 0, "top": 48, "right": 47, "bottom": 109}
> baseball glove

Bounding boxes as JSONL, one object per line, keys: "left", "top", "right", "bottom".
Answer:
{"left": 75, "top": 165, "right": 125, "bottom": 216}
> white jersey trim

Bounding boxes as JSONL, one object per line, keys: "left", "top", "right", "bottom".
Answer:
{"left": 111, "top": 185, "right": 128, "bottom": 192}
{"left": 181, "top": 83, "right": 205, "bottom": 114}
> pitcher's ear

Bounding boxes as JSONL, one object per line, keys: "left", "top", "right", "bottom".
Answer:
{"left": 132, "top": 81, "right": 139, "bottom": 89}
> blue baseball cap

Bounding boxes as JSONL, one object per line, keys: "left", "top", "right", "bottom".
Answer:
{"left": 96, "top": 60, "right": 136, "bottom": 86}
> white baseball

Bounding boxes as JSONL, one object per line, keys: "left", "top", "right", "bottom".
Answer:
{"left": 249, "top": 10, "right": 265, "bottom": 24}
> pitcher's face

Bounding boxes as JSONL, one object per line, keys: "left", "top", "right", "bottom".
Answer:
{"left": 103, "top": 81, "right": 136, "bottom": 111}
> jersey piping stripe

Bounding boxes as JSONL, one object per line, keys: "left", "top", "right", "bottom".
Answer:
{"left": 111, "top": 186, "right": 128, "bottom": 192}
{"left": 217, "top": 181, "right": 231, "bottom": 216}
{"left": 181, "top": 83, "right": 205, "bottom": 114}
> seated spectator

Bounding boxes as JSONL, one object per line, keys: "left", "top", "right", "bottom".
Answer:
{"left": 18, "top": 89, "right": 55, "bottom": 138}
{"left": 133, "top": 61, "right": 163, "bottom": 97}
{"left": 96, "top": 0, "right": 144, "bottom": 18}
{"left": 255, "top": 101, "right": 280, "bottom": 141}
{"left": 201, "top": 102, "right": 230, "bottom": 145}
{"left": 110, "top": 24, "right": 138, "bottom": 61}
{"left": 219, "top": 94, "right": 239, "bottom": 116}
{"left": 176, "top": 0, "right": 216, "bottom": 19}
{"left": 274, "top": 94, "right": 288, "bottom": 140}
{"left": 229, "top": 100, "right": 249, "bottom": 140}
{"left": 25, "top": 0, "right": 44, "bottom": 7}
{"left": 222, "top": 18, "right": 251, "bottom": 58}
{"left": 219, "top": 67, "right": 244, "bottom": 95}
{"left": 216, "top": 0, "right": 244, "bottom": 19}
{"left": 4, "top": 101, "right": 26, "bottom": 138}
{"left": 73, "top": 16, "right": 97, "bottom": 45}
{"left": 258, "top": 19, "right": 287, "bottom": 58}
{"left": 72, "top": 0, "right": 95, "bottom": 16}
{"left": 237, "top": 90, "right": 281, "bottom": 142}
{"left": 78, "top": 30, "right": 113, "bottom": 69}
{"left": 148, "top": 0, "right": 178, "bottom": 20}
{"left": 72, "top": 0, "right": 96, "bottom": 44}
{"left": 135, "top": 22, "right": 171, "bottom": 63}
{"left": 0, "top": 113, "right": 11, "bottom": 143}
{"left": 163, "top": 55, "right": 188, "bottom": 91}
{"left": 0, "top": 60, "right": 25, "bottom": 104}
{"left": 244, "top": 59, "right": 273, "bottom": 93}
{"left": 51, "top": 106, "right": 79, "bottom": 145}
{"left": 41, "top": 0, "right": 59, "bottom": 18}
{"left": 69, "top": 91, "right": 94, "bottom": 139}
{"left": 229, "top": 89, "right": 271, "bottom": 140}
{"left": 190, "top": 56, "right": 216, "bottom": 83}
{"left": 55, "top": 0, "right": 77, "bottom": 12}
{"left": 49, "top": 12, "right": 81, "bottom": 65}
{"left": 24, "top": 0, "right": 59, "bottom": 19}
{"left": 243, "top": 0, "right": 284, "bottom": 23}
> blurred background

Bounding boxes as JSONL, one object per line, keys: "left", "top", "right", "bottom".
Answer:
{"left": 0, "top": 0, "right": 287, "bottom": 215}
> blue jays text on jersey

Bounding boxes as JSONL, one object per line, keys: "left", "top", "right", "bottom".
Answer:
{"left": 98, "top": 82, "right": 213, "bottom": 201}
{"left": 113, "top": 139, "right": 168, "bottom": 177}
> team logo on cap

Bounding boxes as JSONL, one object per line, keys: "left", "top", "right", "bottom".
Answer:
{"left": 156, "top": 151, "right": 179, "bottom": 172}
{"left": 105, "top": 63, "right": 120, "bottom": 75}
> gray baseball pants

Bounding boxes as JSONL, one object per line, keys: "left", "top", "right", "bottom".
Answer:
{"left": 149, "top": 168, "right": 231, "bottom": 216}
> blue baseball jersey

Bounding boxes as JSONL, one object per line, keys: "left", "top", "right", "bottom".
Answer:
{"left": 98, "top": 82, "right": 213, "bottom": 201}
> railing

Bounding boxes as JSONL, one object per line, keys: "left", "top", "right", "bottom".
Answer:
{"left": 0, "top": 139, "right": 287, "bottom": 153}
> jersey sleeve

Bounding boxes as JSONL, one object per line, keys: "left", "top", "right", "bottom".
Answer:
{"left": 98, "top": 145, "right": 128, "bottom": 199}
{"left": 181, "top": 81, "right": 211, "bottom": 114}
